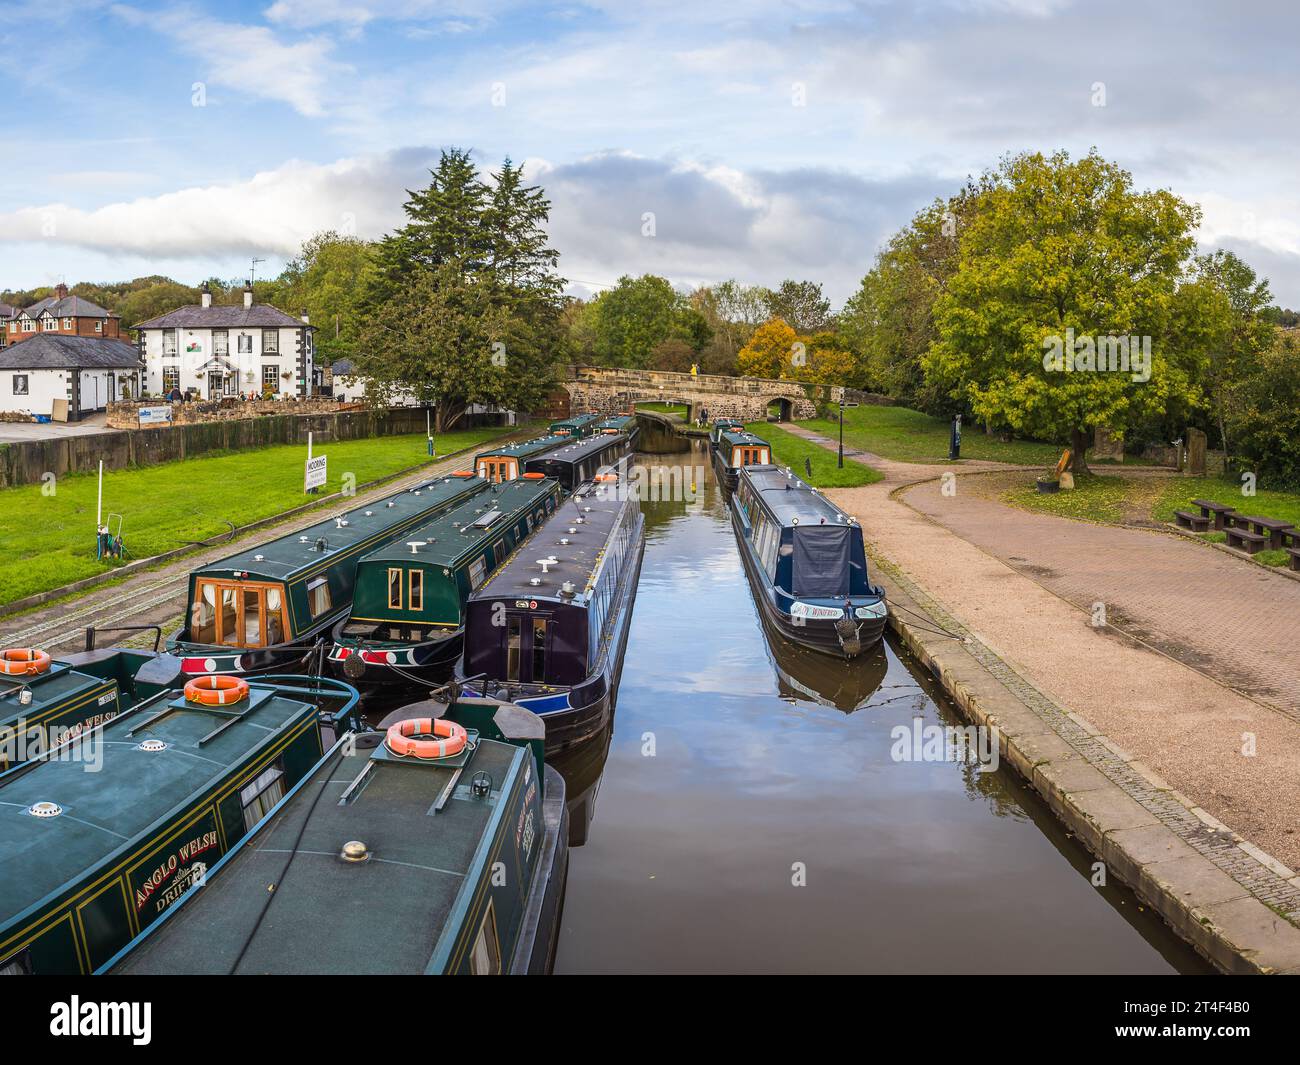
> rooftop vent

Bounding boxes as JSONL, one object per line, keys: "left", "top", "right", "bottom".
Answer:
{"left": 137, "top": 739, "right": 168, "bottom": 752}
{"left": 471, "top": 510, "right": 502, "bottom": 528}
{"left": 537, "top": 556, "right": 558, "bottom": 574}
{"left": 406, "top": 541, "right": 423, "bottom": 554}
{"left": 364, "top": 510, "right": 374, "bottom": 517}
{"left": 28, "top": 801, "right": 61, "bottom": 818}
{"left": 560, "top": 581, "right": 576, "bottom": 598}
{"left": 529, "top": 577, "right": 542, "bottom": 586}
{"left": 253, "top": 554, "right": 264, "bottom": 562}
{"left": 386, "top": 502, "right": 395, "bottom": 508}
{"left": 335, "top": 518, "right": 349, "bottom": 528}
{"left": 340, "top": 840, "right": 370, "bottom": 863}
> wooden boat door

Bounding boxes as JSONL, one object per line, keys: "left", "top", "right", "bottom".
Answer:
{"left": 504, "top": 611, "right": 551, "bottom": 684}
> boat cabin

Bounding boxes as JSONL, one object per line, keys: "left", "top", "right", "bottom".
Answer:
{"left": 340, "top": 477, "right": 562, "bottom": 644}
{"left": 709, "top": 418, "right": 745, "bottom": 447}
{"left": 474, "top": 434, "right": 567, "bottom": 483}
{"left": 548, "top": 413, "right": 600, "bottom": 438}
{"left": 593, "top": 413, "right": 640, "bottom": 447}
{"left": 717, "top": 429, "right": 771, "bottom": 470}
{"left": 0, "top": 678, "right": 334, "bottom": 974}
{"left": 110, "top": 700, "right": 568, "bottom": 974}
{"left": 524, "top": 432, "right": 633, "bottom": 492}
{"left": 173, "top": 474, "right": 487, "bottom": 667}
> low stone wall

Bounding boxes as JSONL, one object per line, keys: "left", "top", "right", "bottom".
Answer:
{"left": 107, "top": 397, "right": 354, "bottom": 430}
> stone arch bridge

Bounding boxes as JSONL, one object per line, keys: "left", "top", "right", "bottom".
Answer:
{"left": 560, "top": 366, "right": 844, "bottom": 423}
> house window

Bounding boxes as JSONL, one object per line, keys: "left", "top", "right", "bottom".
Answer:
{"left": 240, "top": 762, "right": 286, "bottom": 831}
{"left": 387, "top": 568, "right": 403, "bottom": 610}
{"left": 94, "top": 321, "right": 102, "bottom": 333}
{"left": 262, "top": 365, "right": 278, "bottom": 392}
{"left": 20, "top": 319, "right": 34, "bottom": 332}
{"left": 42, "top": 316, "right": 56, "bottom": 330}
{"left": 469, "top": 902, "right": 501, "bottom": 974}
{"left": 409, "top": 569, "right": 423, "bottom": 612}
{"left": 162, "top": 328, "right": 177, "bottom": 355}
{"left": 307, "top": 577, "right": 332, "bottom": 618}
{"left": 468, "top": 556, "right": 488, "bottom": 589}
{"left": 263, "top": 329, "right": 279, "bottom": 354}
{"left": 12, "top": 375, "right": 28, "bottom": 396}
{"left": 213, "top": 329, "right": 229, "bottom": 356}
{"left": 162, "top": 365, "right": 179, "bottom": 393}
{"left": 62, "top": 317, "right": 72, "bottom": 329}
{"left": 237, "top": 333, "right": 253, "bottom": 354}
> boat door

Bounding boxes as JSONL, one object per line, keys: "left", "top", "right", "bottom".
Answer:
{"left": 504, "top": 610, "right": 551, "bottom": 684}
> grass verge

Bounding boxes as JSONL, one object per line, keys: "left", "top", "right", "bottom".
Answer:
{"left": 745, "top": 422, "right": 883, "bottom": 488}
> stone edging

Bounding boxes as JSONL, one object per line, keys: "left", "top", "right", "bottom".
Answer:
{"left": 873, "top": 550, "right": 1300, "bottom": 974}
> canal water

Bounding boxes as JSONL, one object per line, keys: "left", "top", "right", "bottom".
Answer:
{"left": 552, "top": 444, "right": 1209, "bottom": 974}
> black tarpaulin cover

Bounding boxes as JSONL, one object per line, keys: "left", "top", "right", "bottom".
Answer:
{"left": 791, "top": 524, "right": 850, "bottom": 597}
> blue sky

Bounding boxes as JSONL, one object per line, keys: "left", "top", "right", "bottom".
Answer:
{"left": 3, "top": 0, "right": 1299, "bottom": 306}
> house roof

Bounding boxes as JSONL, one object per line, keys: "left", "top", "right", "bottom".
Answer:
{"left": 22, "top": 295, "right": 112, "bottom": 319}
{"left": 0, "top": 334, "right": 142, "bottom": 370}
{"left": 0, "top": 303, "right": 16, "bottom": 319}
{"left": 330, "top": 358, "right": 355, "bottom": 375}
{"left": 134, "top": 304, "right": 311, "bottom": 330}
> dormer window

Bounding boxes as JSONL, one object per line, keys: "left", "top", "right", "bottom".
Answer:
{"left": 42, "top": 316, "right": 57, "bottom": 330}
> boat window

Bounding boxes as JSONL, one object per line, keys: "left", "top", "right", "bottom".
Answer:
{"left": 265, "top": 587, "right": 285, "bottom": 644}
{"left": 531, "top": 618, "right": 548, "bottom": 681}
{"left": 388, "top": 568, "right": 403, "bottom": 610}
{"left": 307, "top": 577, "right": 333, "bottom": 618}
{"left": 0, "top": 948, "right": 32, "bottom": 976}
{"left": 468, "top": 555, "right": 488, "bottom": 589}
{"left": 193, "top": 582, "right": 218, "bottom": 643}
{"left": 506, "top": 617, "right": 521, "bottom": 681}
{"left": 240, "top": 762, "right": 286, "bottom": 832}
{"left": 409, "top": 569, "right": 423, "bottom": 612}
{"left": 470, "top": 902, "right": 502, "bottom": 975}
{"left": 218, "top": 588, "right": 240, "bottom": 646}
{"left": 240, "top": 588, "right": 262, "bottom": 645}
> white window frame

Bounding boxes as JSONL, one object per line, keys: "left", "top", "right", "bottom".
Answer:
{"left": 262, "top": 329, "right": 279, "bottom": 354}
{"left": 237, "top": 332, "right": 253, "bottom": 354}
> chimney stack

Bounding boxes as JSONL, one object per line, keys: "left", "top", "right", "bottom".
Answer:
{"left": 300, "top": 308, "right": 310, "bottom": 325}
{"left": 200, "top": 281, "right": 213, "bottom": 309}
{"left": 54, "top": 282, "right": 68, "bottom": 301}
{"left": 243, "top": 281, "right": 253, "bottom": 309}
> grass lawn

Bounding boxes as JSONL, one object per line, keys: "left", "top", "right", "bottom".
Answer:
{"left": 1003, "top": 473, "right": 1135, "bottom": 524}
{"left": 744, "top": 421, "right": 883, "bottom": 488}
{"left": 635, "top": 401, "right": 687, "bottom": 416}
{"left": 0, "top": 424, "right": 522, "bottom": 607}
{"left": 801, "top": 404, "right": 1069, "bottom": 466}
{"left": 1150, "top": 475, "right": 1300, "bottom": 529}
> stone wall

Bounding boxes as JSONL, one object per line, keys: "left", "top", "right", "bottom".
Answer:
{"left": 563, "top": 365, "right": 839, "bottom": 421}
{"left": 107, "top": 397, "right": 355, "bottom": 430}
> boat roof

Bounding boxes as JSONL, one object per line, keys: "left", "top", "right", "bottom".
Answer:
{"left": 195, "top": 475, "right": 484, "bottom": 582}
{"left": 114, "top": 732, "right": 529, "bottom": 974}
{"left": 525, "top": 432, "right": 628, "bottom": 469}
{"left": 474, "top": 434, "right": 568, "bottom": 462}
{"left": 593, "top": 414, "right": 636, "bottom": 432}
{"left": 549, "top": 413, "right": 599, "bottom": 431}
{"left": 741, "top": 465, "right": 855, "bottom": 528}
{"left": 0, "top": 686, "right": 316, "bottom": 928}
{"left": 471, "top": 481, "right": 630, "bottom": 605}
{"left": 0, "top": 661, "right": 111, "bottom": 730}
{"left": 356, "top": 477, "right": 558, "bottom": 568}
{"left": 719, "top": 429, "right": 769, "bottom": 448}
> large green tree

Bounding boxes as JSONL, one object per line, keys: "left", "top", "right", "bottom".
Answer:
{"left": 762, "top": 279, "right": 833, "bottom": 333}
{"left": 276, "top": 232, "right": 376, "bottom": 365}
{"left": 925, "top": 150, "right": 1201, "bottom": 475}
{"left": 576, "top": 274, "right": 710, "bottom": 368}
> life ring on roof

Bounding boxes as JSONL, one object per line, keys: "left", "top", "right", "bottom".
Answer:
{"left": 385, "top": 717, "right": 468, "bottom": 760}
{"left": 0, "top": 648, "right": 51, "bottom": 676}
{"left": 184, "top": 674, "right": 250, "bottom": 706}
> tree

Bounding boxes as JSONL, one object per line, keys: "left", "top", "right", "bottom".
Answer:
{"left": 690, "top": 279, "right": 768, "bottom": 373}
{"left": 924, "top": 150, "right": 1201, "bottom": 475}
{"left": 737, "top": 318, "right": 798, "bottom": 379}
{"left": 763, "top": 280, "right": 833, "bottom": 333}
{"left": 577, "top": 275, "right": 708, "bottom": 368}
{"left": 649, "top": 337, "right": 696, "bottom": 373}
{"left": 277, "top": 232, "right": 376, "bottom": 365}
{"left": 1230, "top": 330, "right": 1300, "bottom": 488}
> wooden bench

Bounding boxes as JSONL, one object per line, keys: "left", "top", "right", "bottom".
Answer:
{"left": 1192, "top": 499, "right": 1238, "bottom": 530}
{"left": 1225, "top": 526, "right": 1269, "bottom": 554}
{"left": 1288, "top": 548, "right": 1300, "bottom": 572}
{"left": 1236, "top": 515, "right": 1297, "bottom": 549}
{"left": 1174, "top": 509, "right": 1211, "bottom": 532}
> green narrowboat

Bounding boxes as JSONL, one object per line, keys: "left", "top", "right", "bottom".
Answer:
{"left": 473, "top": 433, "right": 568, "bottom": 483}
{"left": 548, "top": 413, "right": 600, "bottom": 439}
{"left": 0, "top": 673, "right": 359, "bottom": 975}
{"left": 167, "top": 474, "right": 488, "bottom": 678}
{"left": 593, "top": 413, "right": 640, "bottom": 447}
{"left": 108, "top": 697, "right": 569, "bottom": 975}
{"left": 708, "top": 417, "right": 745, "bottom": 449}
{"left": 328, "top": 476, "right": 563, "bottom": 693}
{"left": 711, "top": 428, "right": 771, "bottom": 491}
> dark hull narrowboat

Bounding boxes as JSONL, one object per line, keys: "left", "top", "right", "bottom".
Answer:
{"left": 757, "top": 611, "right": 890, "bottom": 713}
{"left": 473, "top": 433, "right": 569, "bottom": 483}
{"left": 712, "top": 428, "right": 772, "bottom": 492}
{"left": 166, "top": 474, "right": 489, "bottom": 679}
{"left": 707, "top": 418, "right": 744, "bottom": 451}
{"left": 593, "top": 413, "right": 640, "bottom": 449}
{"left": 548, "top": 413, "right": 601, "bottom": 439}
{"left": 730, "top": 465, "right": 887, "bottom": 659}
{"left": 0, "top": 672, "right": 359, "bottom": 975}
{"left": 524, "top": 431, "right": 634, "bottom": 494}
{"left": 109, "top": 698, "right": 568, "bottom": 975}
{"left": 456, "top": 480, "right": 646, "bottom": 755}
{"left": 328, "top": 477, "right": 563, "bottom": 695}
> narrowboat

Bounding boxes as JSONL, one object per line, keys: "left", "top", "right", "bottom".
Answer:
{"left": 456, "top": 479, "right": 646, "bottom": 753}
{"left": 524, "top": 431, "right": 634, "bottom": 493}
{"left": 168, "top": 474, "right": 488, "bottom": 677}
{"left": 730, "top": 464, "right": 887, "bottom": 658}
{"left": 108, "top": 697, "right": 568, "bottom": 975}
{"left": 0, "top": 646, "right": 182, "bottom": 770}
{"left": 593, "top": 413, "right": 640, "bottom": 448}
{"left": 760, "top": 621, "right": 890, "bottom": 713}
{"left": 0, "top": 671, "right": 358, "bottom": 975}
{"left": 712, "top": 428, "right": 771, "bottom": 491}
{"left": 548, "top": 413, "right": 601, "bottom": 438}
{"left": 474, "top": 434, "right": 568, "bottom": 483}
{"left": 708, "top": 417, "right": 745, "bottom": 449}
{"left": 328, "top": 476, "right": 563, "bottom": 693}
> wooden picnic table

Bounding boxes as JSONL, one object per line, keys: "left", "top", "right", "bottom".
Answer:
{"left": 1192, "top": 499, "right": 1238, "bottom": 530}
{"left": 1237, "top": 515, "right": 1296, "bottom": 549}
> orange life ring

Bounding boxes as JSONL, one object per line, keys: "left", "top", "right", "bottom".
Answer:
{"left": 385, "top": 717, "right": 467, "bottom": 760}
{"left": 0, "top": 648, "right": 51, "bottom": 676}
{"left": 184, "top": 674, "right": 250, "bottom": 706}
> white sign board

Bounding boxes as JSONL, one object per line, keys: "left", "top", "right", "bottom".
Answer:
{"left": 138, "top": 406, "right": 173, "bottom": 425}
{"left": 305, "top": 454, "right": 328, "bottom": 491}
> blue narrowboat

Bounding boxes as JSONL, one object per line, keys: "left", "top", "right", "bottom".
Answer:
{"left": 524, "top": 432, "right": 633, "bottom": 493}
{"left": 456, "top": 479, "right": 645, "bottom": 753}
{"left": 730, "top": 464, "right": 887, "bottom": 658}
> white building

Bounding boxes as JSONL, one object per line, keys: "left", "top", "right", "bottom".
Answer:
{"left": 0, "top": 334, "right": 143, "bottom": 419}
{"left": 135, "top": 282, "right": 316, "bottom": 400}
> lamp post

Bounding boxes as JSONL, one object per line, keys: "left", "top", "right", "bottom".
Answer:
{"left": 838, "top": 400, "right": 844, "bottom": 469}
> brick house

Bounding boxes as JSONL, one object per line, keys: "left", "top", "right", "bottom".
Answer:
{"left": 135, "top": 281, "right": 317, "bottom": 400}
{"left": 4, "top": 284, "right": 124, "bottom": 346}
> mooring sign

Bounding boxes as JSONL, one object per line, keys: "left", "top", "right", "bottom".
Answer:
{"left": 304, "top": 453, "right": 328, "bottom": 491}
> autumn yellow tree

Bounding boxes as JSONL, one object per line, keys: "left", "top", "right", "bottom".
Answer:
{"left": 737, "top": 317, "right": 798, "bottom": 378}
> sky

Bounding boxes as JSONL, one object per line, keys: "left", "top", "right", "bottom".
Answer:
{"left": 1, "top": 0, "right": 1298, "bottom": 308}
